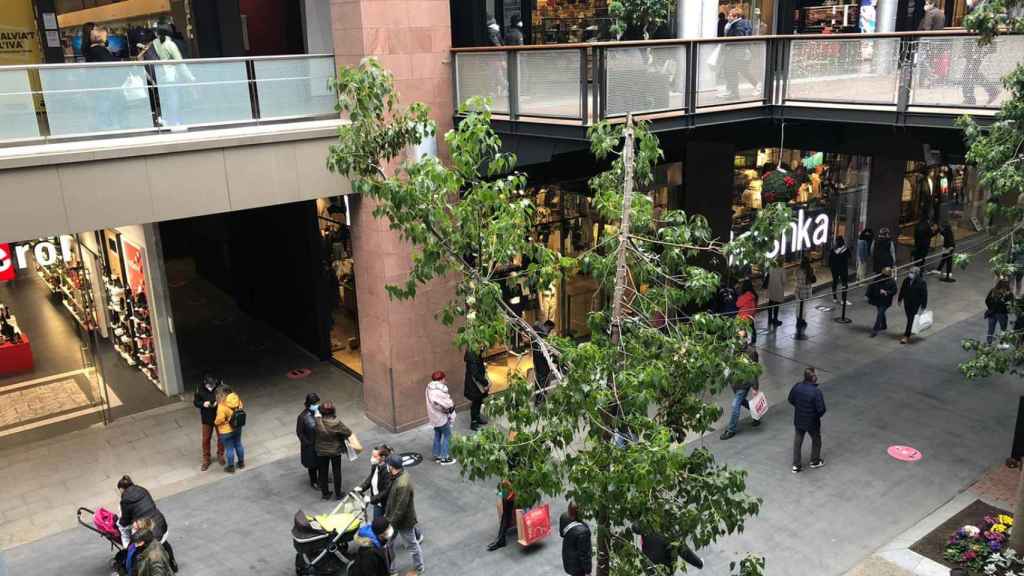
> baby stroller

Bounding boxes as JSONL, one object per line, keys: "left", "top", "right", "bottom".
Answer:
{"left": 293, "top": 491, "right": 366, "bottom": 575}
{"left": 77, "top": 507, "right": 128, "bottom": 575}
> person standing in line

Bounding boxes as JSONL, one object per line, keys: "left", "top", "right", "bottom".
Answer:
{"left": 720, "top": 341, "right": 760, "bottom": 440}
{"left": 937, "top": 222, "right": 956, "bottom": 281}
{"left": 898, "top": 266, "right": 929, "bottom": 344}
{"left": 315, "top": 400, "right": 352, "bottom": 500}
{"left": 464, "top": 347, "right": 490, "bottom": 431}
{"left": 868, "top": 267, "right": 898, "bottom": 338}
{"left": 872, "top": 228, "right": 896, "bottom": 274}
{"left": 194, "top": 374, "right": 224, "bottom": 471}
{"left": 829, "top": 237, "right": 851, "bottom": 305}
{"left": 213, "top": 386, "right": 245, "bottom": 473}
{"left": 788, "top": 367, "right": 826, "bottom": 473}
{"left": 505, "top": 14, "right": 525, "bottom": 45}
{"left": 795, "top": 256, "right": 815, "bottom": 332}
{"left": 912, "top": 218, "right": 934, "bottom": 266}
{"left": 356, "top": 444, "right": 394, "bottom": 520}
{"left": 985, "top": 278, "right": 1013, "bottom": 345}
{"left": 425, "top": 370, "right": 457, "bottom": 466}
{"left": 764, "top": 260, "right": 786, "bottom": 329}
{"left": 296, "top": 392, "right": 320, "bottom": 490}
{"left": 559, "top": 502, "right": 592, "bottom": 576}
{"left": 857, "top": 228, "right": 875, "bottom": 283}
{"left": 736, "top": 279, "right": 758, "bottom": 344}
{"left": 385, "top": 455, "right": 425, "bottom": 575}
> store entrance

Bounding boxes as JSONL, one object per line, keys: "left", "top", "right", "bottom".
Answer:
{"left": 318, "top": 197, "right": 362, "bottom": 376}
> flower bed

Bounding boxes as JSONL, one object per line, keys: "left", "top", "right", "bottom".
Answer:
{"left": 944, "top": 514, "right": 1014, "bottom": 574}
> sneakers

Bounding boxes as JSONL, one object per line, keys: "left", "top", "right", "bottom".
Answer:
{"left": 201, "top": 462, "right": 210, "bottom": 472}
{"left": 792, "top": 465, "right": 802, "bottom": 473}
{"left": 433, "top": 457, "right": 441, "bottom": 464}
{"left": 720, "top": 430, "right": 736, "bottom": 440}
{"left": 751, "top": 419, "right": 761, "bottom": 427}
{"left": 439, "top": 457, "right": 457, "bottom": 466}
{"left": 224, "top": 465, "right": 235, "bottom": 474}
{"left": 810, "top": 459, "right": 825, "bottom": 469}
{"left": 237, "top": 461, "right": 245, "bottom": 470}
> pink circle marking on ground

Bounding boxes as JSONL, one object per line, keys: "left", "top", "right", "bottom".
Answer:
{"left": 287, "top": 368, "right": 312, "bottom": 379}
{"left": 887, "top": 445, "right": 923, "bottom": 462}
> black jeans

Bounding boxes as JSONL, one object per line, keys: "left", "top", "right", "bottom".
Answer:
{"left": 940, "top": 251, "right": 953, "bottom": 275}
{"left": 913, "top": 247, "right": 928, "bottom": 266}
{"left": 318, "top": 454, "right": 342, "bottom": 496}
{"left": 307, "top": 466, "right": 318, "bottom": 487}
{"left": 793, "top": 428, "right": 822, "bottom": 467}
{"left": 470, "top": 397, "right": 484, "bottom": 425}
{"left": 494, "top": 497, "right": 516, "bottom": 543}
{"left": 832, "top": 273, "right": 848, "bottom": 300}
{"left": 767, "top": 300, "right": 781, "bottom": 326}
{"left": 904, "top": 307, "right": 919, "bottom": 338}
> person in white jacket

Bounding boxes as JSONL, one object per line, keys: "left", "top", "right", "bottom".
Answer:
{"left": 425, "top": 370, "right": 457, "bottom": 466}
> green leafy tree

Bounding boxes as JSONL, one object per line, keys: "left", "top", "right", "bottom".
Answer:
{"left": 328, "top": 57, "right": 790, "bottom": 576}
{"left": 958, "top": 0, "right": 1024, "bottom": 558}
{"left": 609, "top": 0, "right": 675, "bottom": 40}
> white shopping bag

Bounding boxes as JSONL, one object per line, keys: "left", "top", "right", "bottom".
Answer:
{"left": 121, "top": 73, "right": 147, "bottom": 102}
{"left": 345, "top": 440, "right": 359, "bottom": 462}
{"left": 748, "top": 390, "right": 769, "bottom": 421}
{"left": 707, "top": 45, "right": 722, "bottom": 68}
{"left": 912, "top": 309, "right": 934, "bottom": 334}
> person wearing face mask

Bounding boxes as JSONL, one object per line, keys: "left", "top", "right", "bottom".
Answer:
{"left": 193, "top": 374, "right": 224, "bottom": 471}
{"left": 505, "top": 14, "right": 525, "bottom": 45}
{"left": 296, "top": 392, "right": 320, "bottom": 489}
{"left": 486, "top": 17, "right": 503, "bottom": 47}
{"left": 355, "top": 445, "right": 394, "bottom": 520}
{"left": 350, "top": 517, "right": 394, "bottom": 576}
{"left": 898, "top": 266, "right": 929, "bottom": 344}
{"left": 788, "top": 368, "right": 826, "bottom": 473}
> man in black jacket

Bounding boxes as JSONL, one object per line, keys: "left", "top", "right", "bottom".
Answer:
{"left": 194, "top": 374, "right": 223, "bottom": 471}
{"left": 789, "top": 368, "right": 826, "bottom": 473}
{"left": 559, "top": 503, "right": 592, "bottom": 576}
{"left": 898, "top": 266, "right": 929, "bottom": 344}
{"left": 464, "top": 348, "right": 490, "bottom": 430}
{"left": 640, "top": 531, "right": 703, "bottom": 573}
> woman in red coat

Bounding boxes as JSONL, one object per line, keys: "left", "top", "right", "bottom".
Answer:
{"left": 736, "top": 279, "right": 758, "bottom": 344}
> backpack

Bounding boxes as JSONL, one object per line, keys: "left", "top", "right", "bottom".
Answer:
{"left": 229, "top": 406, "right": 247, "bottom": 429}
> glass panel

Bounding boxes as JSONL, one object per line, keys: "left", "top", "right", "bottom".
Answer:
{"left": 254, "top": 56, "right": 336, "bottom": 119}
{"left": 911, "top": 36, "right": 1024, "bottom": 108}
{"left": 455, "top": 52, "right": 509, "bottom": 114}
{"left": 697, "top": 40, "right": 767, "bottom": 108}
{"left": 155, "top": 60, "right": 252, "bottom": 127}
{"left": 786, "top": 38, "right": 900, "bottom": 105}
{"left": 39, "top": 64, "right": 154, "bottom": 136}
{"left": 518, "top": 50, "right": 580, "bottom": 119}
{"left": 605, "top": 46, "right": 686, "bottom": 116}
{"left": 0, "top": 69, "right": 40, "bottom": 141}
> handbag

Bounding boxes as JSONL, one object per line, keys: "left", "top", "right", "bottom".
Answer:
{"left": 345, "top": 441, "right": 359, "bottom": 462}
{"left": 749, "top": 390, "right": 769, "bottom": 421}
{"left": 347, "top": 432, "right": 363, "bottom": 453}
{"left": 912, "top": 309, "right": 934, "bottom": 334}
{"left": 121, "top": 73, "right": 148, "bottom": 102}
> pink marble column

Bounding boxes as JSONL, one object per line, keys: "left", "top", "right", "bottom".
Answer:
{"left": 331, "top": 0, "right": 463, "bottom": 431}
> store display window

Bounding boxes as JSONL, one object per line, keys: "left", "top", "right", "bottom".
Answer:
{"left": 318, "top": 197, "right": 362, "bottom": 376}
{"left": 731, "top": 148, "right": 870, "bottom": 293}
{"left": 899, "top": 161, "right": 986, "bottom": 250}
{"left": 793, "top": 1, "right": 865, "bottom": 33}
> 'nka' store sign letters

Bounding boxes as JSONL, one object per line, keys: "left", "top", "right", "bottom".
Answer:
{"left": 731, "top": 209, "right": 830, "bottom": 264}
{"left": 0, "top": 238, "right": 74, "bottom": 281}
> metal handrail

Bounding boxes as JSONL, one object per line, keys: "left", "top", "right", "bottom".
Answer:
{"left": 0, "top": 53, "right": 335, "bottom": 71}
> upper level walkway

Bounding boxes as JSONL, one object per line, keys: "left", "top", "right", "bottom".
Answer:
{"left": 452, "top": 31, "right": 1023, "bottom": 138}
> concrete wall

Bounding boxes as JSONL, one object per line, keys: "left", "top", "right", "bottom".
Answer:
{"left": 0, "top": 121, "right": 351, "bottom": 244}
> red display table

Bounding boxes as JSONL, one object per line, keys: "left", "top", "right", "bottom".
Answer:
{"left": 0, "top": 333, "right": 34, "bottom": 375}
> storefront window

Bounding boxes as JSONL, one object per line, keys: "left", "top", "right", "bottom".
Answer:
{"left": 899, "top": 161, "right": 987, "bottom": 250}
{"left": 720, "top": 1, "right": 774, "bottom": 35}
{"left": 318, "top": 197, "right": 362, "bottom": 376}
{"left": 793, "top": 1, "right": 866, "bottom": 33}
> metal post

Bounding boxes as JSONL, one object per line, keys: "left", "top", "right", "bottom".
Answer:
{"left": 598, "top": 48, "right": 608, "bottom": 120}
{"left": 834, "top": 286, "right": 852, "bottom": 324}
{"left": 591, "top": 47, "right": 601, "bottom": 122}
{"left": 580, "top": 47, "right": 589, "bottom": 124}
{"left": 507, "top": 51, "right": 519, "bottom": 121}
{"left": 246, "top": 59, "right": 261, "bottom": 121}
{"left": 896, "top": 37, "right": 916, "bottom": 123}
{"left": 685, "top": 42, "right": 699, "bottom": 115}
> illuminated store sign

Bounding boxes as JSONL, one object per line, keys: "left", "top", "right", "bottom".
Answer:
{"left": 0, "top": 237, "right": 74, "bottom": 281}
{"left": 767, "top": 209, "right": 830, "bottom": 258}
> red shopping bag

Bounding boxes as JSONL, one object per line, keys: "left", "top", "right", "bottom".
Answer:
{"left": 934, "top": 52, "right": 951, "bottom": 80}
{"left": 516, "top": 503, "right": 552, "bottom": 546}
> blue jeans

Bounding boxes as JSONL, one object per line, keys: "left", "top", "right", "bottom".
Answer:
{"left": 988, "top": 313, "right": 1008, "bottom": 344}
{"left": 387, "top": 526, "right": 424, "bottom": 572}
{"left": 433, "top": 423, "right": 452, "bottom": 459}
{"left": 873, "top": 304, "right": 889, "bottom": 333}
{"left": 726, "top": 388, "right": 750, "bottom": 433}
{"left": 220, "top": 431, "right": 244, "bottom": 466}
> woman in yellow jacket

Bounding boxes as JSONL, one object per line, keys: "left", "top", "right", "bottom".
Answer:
{"left": 214, "top": 387, "right": 245, "bottom": 473}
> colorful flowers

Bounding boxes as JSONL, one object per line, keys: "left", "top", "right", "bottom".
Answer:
{"left": 944, "top": 514, "right": 1014, "bottom": 574}
{"left": 993, "top": 524, "right": 1008, "bottom": 534}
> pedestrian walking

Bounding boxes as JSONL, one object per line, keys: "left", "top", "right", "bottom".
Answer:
{"left": 425, "top": 370, "right": 457, "bottom": 465}
{"left": 639, "top": 531, "right": 704, "bottom": 573}
{"left": 213, "top": 386, "right": 245, "bottom": 473}
{"left": 856, "top": 228, "right": 874, "bottom": 282}
{"left": 296, "top": 392, "right": 320, "bottom": 489}
{"left": 486, "top": 17, "right": 503, "bottom": 46}
{"left": 795, "top": 256, "right": 815, "bottom": 335}
{"left": 986, "top": 278, "right": 1013, "bottom": 345}
{"left": 919, "top": 0, "right": 946, "bottom": 30}
{"left": 723, "top": 7, "right": 757, "bottom": 99}
{"left": 315, "top": 400, "right": 352, "bottom": 500}
{"left": 385, "top": 454, "right": 425, "bottom": 575}
{"left": 868, "top": 267, "right": 898, "bottom": 337}
{"left": 829, "top": 237, "right": 851, "bottom": 304}
{"left": 937, "top": 222, "right": 956, "bottom": 281}
{"left": 488, "top": 458, "right": 518, "bottom": 551}
{"left": 764, "top": 260, "right": 786, "bottom": 329}
{"left": 193, "top": 373, "right": 224, "bottom": 471}
{"left": 736, "top": 279, "right": 758, "bottom": 344}
{"left": 559, "top": 502, "right": 592, "bottom": 576}
{"left": 913, "top": 219, "right": 934, "bottom": 266}
{"left": 116, "top": 475, "right": 177, "bottom": 571}
{"left": 350, "top": 517, "right": 393, "bottom": 576}
{"left": 872, "top": 228, "right": 896, "bottom": 274}
{"left": 130, "top": 525, "right": 175, "bottom": 576}
{"left": 898, "top": 266, "right": 929, "bottom": 344}
{"left": 720, "top": 343, "right": 760, "bottom": 440}
{"left": 356, "top": 444, "right": 394, "bottom": 520}
{"left": 464, "top": 348, "right": 490, "bottom": 431}
{"left": 789, "top": 368, "right": 826, "bottom": 473}
{"left": 504, "top": 14, "right": 525, "bottom": 45}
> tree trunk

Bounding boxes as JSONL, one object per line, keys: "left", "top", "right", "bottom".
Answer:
{"left": 1011, "top": 466, "right": 1024, "bottom": 553}
{"left": 597, "top": 115, "right": 636, "bottom": 576}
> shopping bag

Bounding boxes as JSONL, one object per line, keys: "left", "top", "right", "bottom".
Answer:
{"left": 748, "top": 390, "right": 769, "bottom": 421}
{"left": 121, "top": 73, "right": 148, "bottom": 102}
{"left": 707, "top": 45, "right": 722, "bottom": 68}
{"left": 516, "top": 503, "right": 552, "bottom": 546}
{"left": 912, "top": 309, "right": 934, "bottom": 334}
{"left": 347, "top": 432, "right": 364, "bottom": 453}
